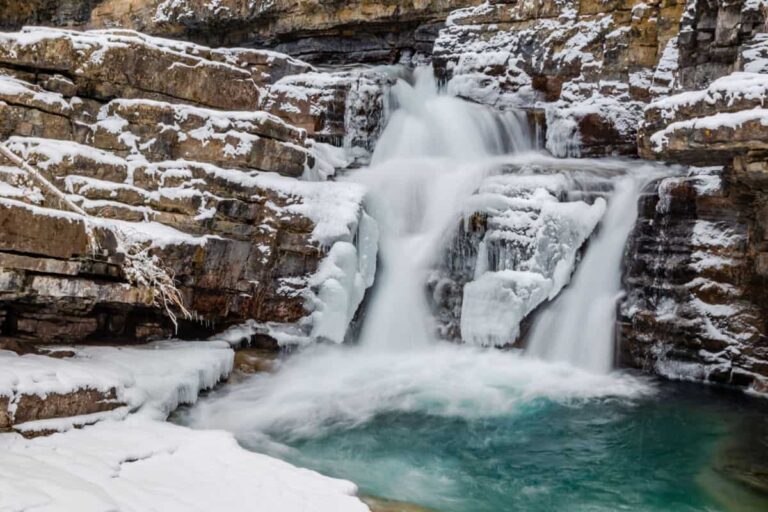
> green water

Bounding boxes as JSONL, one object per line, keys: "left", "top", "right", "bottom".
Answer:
{"left": 179, "top": 345, "right": 768, "bottom": 512}
{"left": 246, "top": 383, "right": 768, "bottom": 512}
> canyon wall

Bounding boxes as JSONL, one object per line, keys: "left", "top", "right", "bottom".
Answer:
{"left": 0, "top": 0, "right": 481, "bottom": 63}
{"left": 0, "top": 28, "right": 377, "bottom": 348}
{"left": 0, "top": 1, "right": 767, "bottom": 392}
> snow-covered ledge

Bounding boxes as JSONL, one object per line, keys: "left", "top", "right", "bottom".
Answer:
{"left": 0, "top": 342, "right": 369, "bottom": 511}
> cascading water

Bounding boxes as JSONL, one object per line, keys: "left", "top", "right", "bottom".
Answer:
{"left": 350, "top": 66, "right": 534, "bottom": 349}
{"left": 526, "top": 172, "right": 663, "bottom": 373}
{"left": 175, "top": 66, "right": 761, "bottom": 512}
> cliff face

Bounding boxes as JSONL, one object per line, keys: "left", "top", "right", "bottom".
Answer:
{"left": 0, "top": 0, "right": 481, "bottom": 63}
{"left": 623, "top": 19, "right": 768, "bottom": 392}
{"left": 433, "top": 0, "right": 767, "bottom": 158}
{"left": 0, "top": 28, "right": 377, "bottom": 348}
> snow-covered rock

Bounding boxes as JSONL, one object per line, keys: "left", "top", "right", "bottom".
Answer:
{"left": 432, "top": 0, "right": 683, "bottom": 157}
{"left": 0, "top": 28, "right": 378, "bottom": 347}
{"left": 620, "top": 167, "right": 768, "bottom": 394}
{"left": 0, "top": 339, "right": 368, "bottom": 511}
{"left": 640, "top": 71, "right": 768, "bottom": 164}
{"left": 0, "top": 340, "right": 233, "bottom": 432}
{"left": 0, "top": 415, "right": 368, "bottom": 512}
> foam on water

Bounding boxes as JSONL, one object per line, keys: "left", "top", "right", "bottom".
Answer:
{"left": 182, "top": 343, "right": 653, "bottom": 441}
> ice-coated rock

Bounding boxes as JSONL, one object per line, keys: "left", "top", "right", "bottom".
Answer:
{"left": 429, "top": 161, "right": 607, "bottom": 346}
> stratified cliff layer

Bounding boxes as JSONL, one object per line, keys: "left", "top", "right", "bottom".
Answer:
{"left": 0, "top": 28, "right": 378, "bottom": 348}
{"left": 0, "top": 0, "right": 481, "bottom": 63}
{"left": 624, "top": 27, "right": 768, "bottom": 392}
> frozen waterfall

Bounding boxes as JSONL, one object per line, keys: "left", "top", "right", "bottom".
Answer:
{"left": 346, "top": 66, "right": 535, "bottom": 349}
{"left": 345, "top": 66, "right": 669, "bottom": 373}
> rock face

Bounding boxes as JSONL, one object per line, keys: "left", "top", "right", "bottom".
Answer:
{"left": 432, "top": 0, "right": 768, "bottom": 158}
{"left": 0, "top": 340, "right": 233, "bottom": 434}
{"left": 620, "top": 167, "right": 768, "bottom": 392}
{"left": 262, "top": 69, "right": 394, "bottom": 157}
{"left": 0, "top": 28, "right": 377, "bottom": 347}
{"left": 432, "top": 0, "right": 686, "bottom": 156}
{"left": 0, "top": 0, "right": 481, "bottom": 63}
{"left": 627, "top": 15, "right": 768, "bottom": 392}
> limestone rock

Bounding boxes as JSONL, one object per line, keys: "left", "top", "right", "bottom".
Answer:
{"left": 620, "top": 167, "right": 768, "bottom": 392}
{"left": 0, "top": 28, "right": 262, "bottom": 110}
{"left": 639, "top": 70, "right": 768, "bottom": 163}
{"left": 12, "top": 387, "right": 122, "bottom": 426}
{"left": 0, "top": 29, "right": 377, "bottom": 348}
{"left": 432, "top": 0, "right": 689, "bottom": 157}
{"left": 0, "top": 1, "right": 481, "bottom": 63}
{"left": 102, "top": 0, "right": 480, "bottom": 63}
{"left": 262, "top": 70, "right": 394, "bottom": 153}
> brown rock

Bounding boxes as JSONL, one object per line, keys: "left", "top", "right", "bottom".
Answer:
{"left": 0, "top": 202, "right": 90, "bottom": 259}
{"left": 0, "top": 28, "right": 261, "bottom": 111}
{"left": 13, "top": 387, "right": 123, "bottom": 424}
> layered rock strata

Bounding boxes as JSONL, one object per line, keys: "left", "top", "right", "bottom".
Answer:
{"left": 628, "top": 35, "right": 768, "bottom": 391}
{"left": 0, "top": 0, "right": 481, "bottom": 63}
{"left": 433, "top": 0, "right": 767, "bottom": 158}
{"left": 0, "top": 28, "right": 377, "bottom": 347}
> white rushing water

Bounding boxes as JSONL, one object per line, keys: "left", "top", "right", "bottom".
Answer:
{"left": 184, "top": 66, "right": 661, "bottom": 444}
{"left": 525, "top": 172, "right": 663, "bottom": 373}
{"left": 348, "top": 66, "right": 534, "bottom": 349}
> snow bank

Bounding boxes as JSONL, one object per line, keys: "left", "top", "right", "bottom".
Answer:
{"left": 0, "top": 340, "right": 369, "bottom": 511}
{"left": 0, "top": 341, "right": 234, "bottom": 426}
{"left": 0, "top": 415, "right": 368, "bottom": 512}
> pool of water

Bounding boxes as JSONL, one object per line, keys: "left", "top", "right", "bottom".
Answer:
{"left": 177, "top": 345, "right": 768, "bottom": 512}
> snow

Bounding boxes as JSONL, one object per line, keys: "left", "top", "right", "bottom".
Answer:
{"left": 740, "top": 33, "right": 768, "bottom": 74}
{"left": 0, "top": 26, "right": 258, "bottom": 80}
{"left": 308, "top": 242, "right": 367, "bottom": 344}
{"left": 650, "top": 37, "right": 679, "bottom": 97}
{"left": 649, "top": 72, "right": 768, "bottom": 118}
{"left": 0, "top": 340, "right": 368, "bottom": 511}
{"left": 0, "top": 179, "right": 43, "bottom": 202}
{"left": 0, "top": 341, "right": 233, "bottom": 422}
{"left": 0, "top": 196, "right": 215, "bottom": 250}
{"left": 0, "top": 415, "right": 367, "bottom": 512}
{"left": 650, "top": 108, "right": 768, "bottom": 151}
{"left": 104, "top": 98, "right": 306, "bottom": 144}
{"left": 5, "top": 137, "right": 127, "bottom": 171}
{"left": 461, "top": 270, "right": 550, "bottom": 346}
{"left": 0, "top": 74, "right": 72, "bottom": 114}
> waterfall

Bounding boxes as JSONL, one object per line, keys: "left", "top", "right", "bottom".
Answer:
{"left": 345, "top": 66, "right": 535, "bottom": 349}
{"left": 183, "top": 66, "right": 658, "bottom": 453}
{"left": 525, "top": 173, "right": 660, "bottom": 373}
{"left": 345, "top": 66, "right": 662, "bottom": 373}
